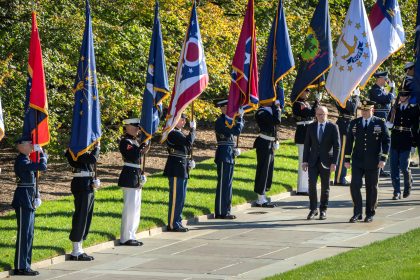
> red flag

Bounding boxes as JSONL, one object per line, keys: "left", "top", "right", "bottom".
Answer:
{"left": 226, "top": 0, "right": 258, "bottom": 128}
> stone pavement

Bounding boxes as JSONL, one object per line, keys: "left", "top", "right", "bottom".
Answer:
{"left": 10, "top": 168, "right": 420, "bottom": 280}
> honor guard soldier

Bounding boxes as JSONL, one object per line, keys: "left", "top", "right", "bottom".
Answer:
{"left": 334, "top": 90, "right": 360, "bottom": 185}
{"left": 386, "top": 90, "right": 420, "bottom": 199}
{"left": 65, "top": 143, "right": 100, "bottom": 261}
{"left": 164, "top": 113, "right": 196, "bottom": 232}
{"left": 214, "top": 99, "right": 244, "bottom": 219}
{"left": 293, "top": 89, "right": 319, "bottom": 195}
{"left": 253, "top": 100, "right": 281, "bottom": 207}
{"left": 118, "top": 118, "right": 148, "bottom": 246}
{"left": 12, "top": 138, "right": 47, "bottom": 276}
{"left": 345, "top": 100, "right": 390, "bottom": 223}
{"left": 402, "top": 62, "right": 416, "bottom": 104}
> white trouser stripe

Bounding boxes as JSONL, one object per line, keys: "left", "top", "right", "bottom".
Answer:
{"left": 18, "top": 207, "right": 22, "bottom": 269}
{"left": 219, "top": 163, "right": 224, "bottom": 215}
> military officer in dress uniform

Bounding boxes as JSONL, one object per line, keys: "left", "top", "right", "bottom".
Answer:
{"left": 214, "top": 100, "right": 244, "bottom": 219}
{"left": 368, "top": 71, "right": 395, "bottom": 177}
{"left": 164, "top": 113, "right": 196, "bottom": 232}
{"left": 65, "top": 143, "right": 100, "bottom": 261}
{"left": 293, "top": 89, "right": 319, "bottom": 195}
{"left": 402, "top": 62, "right": 416, "bottom": 104}
{"left": 253, "top": 100, "right": 281, "bottom": 207}
{"left": 118, "top": 118, "right": 148, "bottom": 246}
{"left": 345, "top": 100, "right": 390, "bottom": 223}
{"left": 12, "top": 138, "right": 47, "bottom": 276}
{"left": 334, "top": 91, "right": 360, "bottom": 185}
{"left": 386, "top": 90, "right": 420, "bottom": 199}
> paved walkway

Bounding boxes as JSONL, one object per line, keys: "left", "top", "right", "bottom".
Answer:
{"left": 12, "top": 168, "right": 420, "bottom": 280}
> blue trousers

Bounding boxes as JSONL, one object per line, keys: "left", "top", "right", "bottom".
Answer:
{"left": 167, "top": 177, "right": 188, "bottom": 230}
{"left": 350, "top": 166, "right": 379, "bottom": 217}
{"left": 14, "top": 207, "right": 35, "bottom": 270}
{"left": 390, "top": 149, "right": 412, "bottom": 195}
{"left": 215, "top": 162, "right": 234, "bottom": 216}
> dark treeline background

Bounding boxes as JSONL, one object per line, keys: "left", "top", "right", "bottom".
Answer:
{"left": 0, "top": 0, "right": 417, "bottom": 156}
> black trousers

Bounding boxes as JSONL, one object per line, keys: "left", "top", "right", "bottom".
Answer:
{"left": 350, "top": 166, "right": 379, "bottom": 217}
{"left": 308, "top": 161, "right": 331, "bottom": 211}
{"left": 254, "top": 147, "right": 274, "bottom": 195}
{"left": 69, "top": 190, "right": 94, "bottom": 242}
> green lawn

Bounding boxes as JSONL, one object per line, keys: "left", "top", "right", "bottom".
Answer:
{"left": 266, "top": 227, "right": 420, "bottom": 280}
{"left": 0, "top": 140, "right": 298, "bottom": 271}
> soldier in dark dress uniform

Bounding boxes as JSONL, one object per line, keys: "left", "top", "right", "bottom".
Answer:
{"left": 293, "top": 89, "right": 319, "bottom": 194}
{"left": 403, "top": 62, "right": 416, "bottom": 104}
{"left": 334, "top": 92, "right": 360, "bottom": 185}
{"left": 164, "top": 114, "right": 196, "bottom": 232}
{"left": 118, "top": 118, "right": 148, "bottom": 246}
{"left": 345, "top": 100, "right": 390, "bottom": 223}
{"left": 12, "top": 138, "right": 47, "bottom": 276}
{"left": 253, "top": 100, "right": 281, "bottom": 207}
{"left": 65, "top": 143, "right": 100, "bottom": 261}
{"left": 214, "top": 100, "right": 244, "bottom": 219}
{"left": 386, "top": 90, "right": 420, "bottom": 199}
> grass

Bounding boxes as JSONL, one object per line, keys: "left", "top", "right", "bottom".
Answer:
{"left": 0, "top": 140, "right": 298, "bottom": 272}
{"left": 266, "top": 227, "right": 420, "bottom": 280}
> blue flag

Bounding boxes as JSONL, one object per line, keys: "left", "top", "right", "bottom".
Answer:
{"left": 414, "top": 0, "right": 420, "bottom": 104}
{"left": 140, "top": 1, "right": 170, "bottom": 143}
{"left": 68, "top": 0, "right": 101, "bottom": 160}
{"left": 291, "top": 0, "right": 332, "bottom": 103}
{"left": 259, "top": 0, "right": 294, "bottom": 106}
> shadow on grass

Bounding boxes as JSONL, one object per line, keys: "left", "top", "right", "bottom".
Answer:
{"left": 0, "top": 260, "right": 12, "bottom": 271}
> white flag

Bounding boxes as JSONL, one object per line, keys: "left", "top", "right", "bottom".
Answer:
{"left": 326, "top": 0, "right": 377, "bottom": 107}
{"left": 359, "top": 0, "right": 405, "bottom": 87}
{"left": 0, "top": 97, "right": 4, "bottom": 141}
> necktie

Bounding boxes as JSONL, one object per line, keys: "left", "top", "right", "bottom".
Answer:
{"left": 364, "top": 120, "right": 368, "bottom": 129}
{"left": 318, "top": 124, "right": 324, "bottom": 141}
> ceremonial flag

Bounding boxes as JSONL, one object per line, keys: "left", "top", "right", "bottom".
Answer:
{"left": 160, "top": 0, "right": 208, "bottom": 142}
{"left": 0, "top": 97, "right": 4, "bottom": 141}
{"left": 325, "top": 0, "right": 377, "bottom": 107}
{"left": 360, "top": 0, "right": 405, "bottom": 87}
{"left": 415, "top": 0, "right": 420, "bottom": 52}
{"left": 68, "top": 0, "right": 101, "bottom": 160}
{"left": 414, "top": 0, "right": 420, "bottom": 103}
{"left": 259, "top": 0, "right": 294, "bottom": 107}
{"left": 291, "top": 0, "right": 332, "bottom": 103}
{"left": 140, "top": 1, "right": 170, "bottom": 144}
{"left": 225, "top": 0, "right": 258, "bottom": 128}
{"left": 22, "top": 11, "right": 50, "bottom": 149}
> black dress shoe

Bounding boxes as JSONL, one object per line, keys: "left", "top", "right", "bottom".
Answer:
{"left": 364, "top": 216, "right": 373, "bottom": 223}
{"left": 214, "top": 214, "right": 237, "bottom": 219}
{"left": 392, "top": 194, "right": 401, "bottom": 200}
{"left": 380, "top": 171, "right": 390, "bottom": 177}
{"left": 295, "top": 192, "right": 309, "bottom": 196}
{"left": 14, "top": 268, "right": 39, "bottom": 276}
{"left": 69, "top": 253, "right": 94, "bottom": 261}
{"left": 349, "top": 214, "right": 363, "bottom": 223}
{"left": 403, "top": 191, "right": 410, "bottom": 198}
{"left": 120, "top": 240, "right": 143, "bottom": 246}
{"left": 319, "top": 211, "right": 327, "bottom": 220}
{"left": 307, "top": 210, "right": 318, "bottom": 220}
{"left": 166, "top": 226, "right": 189, "bottom": 232}
{"left": 254, "top": 202, "right": 276, "bottom": 208}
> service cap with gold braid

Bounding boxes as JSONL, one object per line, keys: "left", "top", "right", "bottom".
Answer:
{"left": 359, "top": 100, "right": 376, "bottom": 110}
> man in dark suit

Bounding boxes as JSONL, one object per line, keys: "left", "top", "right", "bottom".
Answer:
{"left": 303, "top": 106, "right": 340, "bottom": 220}
{"left": 345, "top": 100, "right": 391, "bottom": 223}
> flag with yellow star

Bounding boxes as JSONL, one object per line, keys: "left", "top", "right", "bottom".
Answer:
{"left": 325, "top": 0, "right": 377, "bottom": 107}
{"left": 68, "top": 0, "right": 101, "bottom": 160}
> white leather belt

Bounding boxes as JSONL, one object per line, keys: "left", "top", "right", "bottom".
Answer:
{"left": 296, "top": 120, "right": 314, "bottom": 125}
{"left": 73, "top": 171, "right": 95, "bottom": 177}
{"left": 258, "top": 134, "right": 276, "bottom": 141}
{"left": 124, "top": 162, "right": 142, "bottom": 169}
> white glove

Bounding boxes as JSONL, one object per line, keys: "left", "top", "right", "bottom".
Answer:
{"left": 34, "top": 192, "right": 42, "bottom": 209}
{"left": 238, "top": 107, "right": 245, "bottom": 117}
{"left": 234, "top": 148, "right": 241, "bottom": 157}
{"left": 33, "top": 144, "right": 43, "bottom": 152}
{"left": 389, "top": 81, "right": 395, "bottom": 88}
{"left": 188, "top": 160, "right": 196, "bottom": 169}
{"left": 93, "top": 179, "right": 101, "bottom": 189}
{"left": 353, "top": 88, "right": 360, "bottom": 96}
{"left": 140, "top": 174, "right": 147, "bottom": 186}
{"left": 190, "top": 120, "right": 196, "bottom": 129}
{"left": 315, "top": 92, "right": 322, "bottom": 101}
{"left": 274, "top": 141, "right": 280, "bottom": 150}
{"left": 274, "top": 100, "right": 281, "bottom": 107}
{"left": 385, "top": 121, "right": 394, "bottom": 129}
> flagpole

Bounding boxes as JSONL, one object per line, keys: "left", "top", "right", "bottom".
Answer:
{"left": 190, "top": 102, "right": 194, "bottom": 159}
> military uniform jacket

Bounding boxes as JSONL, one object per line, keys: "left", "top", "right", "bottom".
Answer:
{"left": 345, "top": 116, "right": 390, "bottom": 169}
{"left": 118, "top": 134, "right": 144, "bottom": 188}
{"left": 336, "top": 96, "right": 359, "bottom": 136}
{"left": 65, "top": 147, "right": 100, "bottom": 193}
{"left": 215, "top": 114, "right": 244, "bottom": 164}
{"left": 253, "top": 106, "right": 281, "bottom": 151}
{"left": 368, "top": 84, "right": 394, "bottom": 118}
{"left": 163, "top": 128, "right": 196, "bottom": 179}
{"left": 403, "top": 76, "right": 417, "bottom": 104}
{"left": 12, "top": 153, "right": 47, "bottom": 210}
{"left": 293, "top": 99, "right": 318, "bottom": 144}
{"left": 387, "top": 104, "right": 420, "bottom": 151}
